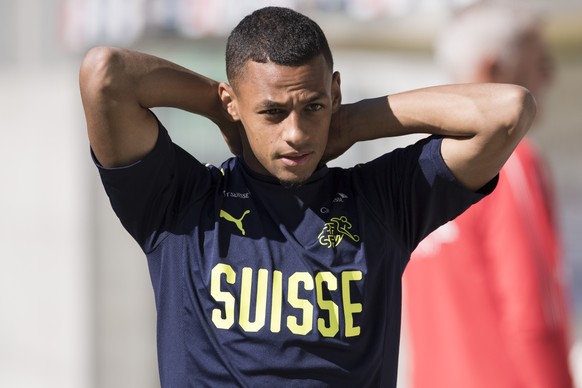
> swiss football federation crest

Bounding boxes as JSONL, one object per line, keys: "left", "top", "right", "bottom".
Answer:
{"left": 318, "top": 216, "right": 360, "bottom": 248}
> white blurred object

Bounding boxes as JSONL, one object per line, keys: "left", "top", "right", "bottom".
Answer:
{"left": 176, "top": 0, "right": 298, "bottom": 37}
{"left": 572, "top": 341, "right": 582, "bottom": 388}
{"left": 60, "top": 0, "right": 147, "bottom": 51}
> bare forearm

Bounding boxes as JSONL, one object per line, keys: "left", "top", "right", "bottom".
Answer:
{"left": 80, "top": 46, "right": 225, "bottom": 123}
{"left": 346, "top": 83, "right": 532, "bottom": 142}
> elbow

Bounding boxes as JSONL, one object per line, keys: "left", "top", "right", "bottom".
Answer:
{"left": 507, "top": 85, "right": 537, "bottom": 141}
{"left": 79, "top": 46, "right": 126, "bottom": 99}
{"left": 476, "top": 85, "right": 536, "bottom": 166}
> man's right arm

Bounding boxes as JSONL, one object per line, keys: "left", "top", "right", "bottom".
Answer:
{"left": 79, "top": 46, "right": 236, "bottom": 168}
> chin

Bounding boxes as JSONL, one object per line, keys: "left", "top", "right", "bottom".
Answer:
{"left": 275, "top": 168, "right": 314, "bottom": 189}
{"left": 275, "top": 171, "right": 310, "bottom": 189}
{"left": 278, "top": 179, "right": 305, "bottom": 189}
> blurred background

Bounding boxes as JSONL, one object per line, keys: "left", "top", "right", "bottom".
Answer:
{"left": 0, "top": 0, "right": 580, "bottom": 387}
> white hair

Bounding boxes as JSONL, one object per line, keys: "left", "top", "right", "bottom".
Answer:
{"left": 435, "top": 1, "right": 541, "bottom": 82}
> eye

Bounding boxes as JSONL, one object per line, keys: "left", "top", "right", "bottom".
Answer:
{"left": 306, "top": 103, "right": 324, "bottom": 112}
{"left": 259, "top": 108, "right": 285, "bottom": 116}
{"left": 258, "top": 108, "right": 287, "bottom": 123}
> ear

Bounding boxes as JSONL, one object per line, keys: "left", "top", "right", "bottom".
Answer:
{"left": 331, "top": 71, "right": 342, "bottom": 113}
{"left": 218, "top": 82, "right": 240, "bottom": 121}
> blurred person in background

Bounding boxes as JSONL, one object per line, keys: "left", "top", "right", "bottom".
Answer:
{"left": 403, "top": 1, "right": 574, "bottom": 387}
{"left": 79, "top": 5, "right": 536, "bottom": 387}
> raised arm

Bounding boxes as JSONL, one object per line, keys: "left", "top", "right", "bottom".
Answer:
{"left": 79, "top": 46, "right": 236, "bottom": 168}
{"left": 327, "top": 83, "right": 536, "bottom": 191}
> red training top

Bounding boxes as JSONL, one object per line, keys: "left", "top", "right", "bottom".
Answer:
{"left": 403, "top": 139, "right": 573, "bottom": 388}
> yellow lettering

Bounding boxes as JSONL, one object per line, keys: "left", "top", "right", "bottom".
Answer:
{"left": 287, "top": 272, "right": 314, "bottom": 335}
{"left": 211, "top": 264, "right": 364, "bottom": 338}
{"left": 270, "top": 270, "right": 283, "bottom": 333}
{"left": 239, "top": 267, "right": 268, "bottom": 332}
{"left": 211, "top": 264, "right": 236, "bottom": 329}
{"left": 342, "top": 271, "right": 363, "bottom": 337}
{"left": 316, "top": 272, "right": 339, "bottom": 337}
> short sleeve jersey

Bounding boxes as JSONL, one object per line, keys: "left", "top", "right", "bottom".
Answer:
{"left": 94, "top": 121, "right": 490, "bottom": 387}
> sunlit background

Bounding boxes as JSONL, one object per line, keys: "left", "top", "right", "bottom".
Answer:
{"left": 1, "top": 0, "right": 581, "bottom": 387}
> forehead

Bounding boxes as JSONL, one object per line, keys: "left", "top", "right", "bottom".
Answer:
{"left": 234, "top": 56, "right": 332, "bottom": 100}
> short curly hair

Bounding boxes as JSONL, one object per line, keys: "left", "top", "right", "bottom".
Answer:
{"left": 225, "top": 7, "right": 334, "bottom": 87}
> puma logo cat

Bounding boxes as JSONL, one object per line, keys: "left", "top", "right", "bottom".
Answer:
{"left": 220, "top": 209, "right": 251, "bottom": 235}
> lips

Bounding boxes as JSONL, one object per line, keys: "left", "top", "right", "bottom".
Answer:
{"left": 279, "top": 152, "right": 313, "bottom": 167}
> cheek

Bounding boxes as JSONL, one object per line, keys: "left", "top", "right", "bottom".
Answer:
{"left": 250, "top": 133, "right": 268, "bottom": 153}
{"left": 314, "top": 119, "right": 331, "bottom": 144}
{"left": 245, "top": 123, "right": 274, "bottom": 155}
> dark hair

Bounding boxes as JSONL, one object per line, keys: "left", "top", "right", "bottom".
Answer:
{"left": 225, "top": 7, "right": 334, "bottom": 86}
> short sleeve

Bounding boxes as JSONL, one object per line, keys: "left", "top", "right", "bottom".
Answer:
{"left": 354, "top": 135, "right": 497, "bottom": 254}
{"left": 93, "top": 119, "right": 213, "bottom": 252}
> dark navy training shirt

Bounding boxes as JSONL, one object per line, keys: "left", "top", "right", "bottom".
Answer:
{"left": 95, "top": 121, "right": 492, "bottom": 387}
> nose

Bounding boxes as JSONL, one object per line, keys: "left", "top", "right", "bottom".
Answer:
{"left": 282, "top": 112, "right": 307, "bottom": 147}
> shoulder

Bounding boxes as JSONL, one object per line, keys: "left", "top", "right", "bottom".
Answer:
{"left": 351, "top": 135, "right": 445, "bottom": 180}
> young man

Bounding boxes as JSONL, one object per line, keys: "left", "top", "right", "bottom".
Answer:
{"left": 80, "top": 6, "right": 535, "bottom": 387}
{"left": 403, "top": 2, "right": 574, "bottom": 387}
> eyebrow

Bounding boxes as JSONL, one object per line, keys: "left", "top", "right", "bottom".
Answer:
{"left": 258, "top": 100, "right": 284, "bottom": 108}
{"left": 257, "top": 92, "right": 327, "bottom": 108}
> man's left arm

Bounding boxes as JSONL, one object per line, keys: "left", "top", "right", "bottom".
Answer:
{"left": 326, "top": 83, "right": 536, "bottom": 191}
